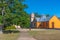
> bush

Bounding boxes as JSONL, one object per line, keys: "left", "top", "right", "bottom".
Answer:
{"left": 4, "top": 25, "right": 16, "bottom": 30}
{"left": 3, "top": 25, "right": 20, "bottom": 34}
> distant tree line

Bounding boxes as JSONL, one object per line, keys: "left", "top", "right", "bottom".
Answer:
{"left": 34, "top": 12, "right": 50, "bottom": 17}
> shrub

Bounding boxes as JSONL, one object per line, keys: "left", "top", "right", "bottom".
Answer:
{"left": 4, "top": 25, "right": 16, "bottom": 30}
{"left": 3, "top": 25, "right": 20, "bottom": 33}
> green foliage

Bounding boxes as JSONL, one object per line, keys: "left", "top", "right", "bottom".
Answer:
{"left": 34, "top": 12, "right": 41, "bottom": 17}
{"left": 0, "top": 0, "right": 30, "bottom": 28}
{"left": 46, "top": 14, "right": 50, "bottom": 17}
{"left": 0, "top": 15, "right": 3, "bottom": 24}
{"left": 5, "top": 25, "right": 16, "bottom": 30}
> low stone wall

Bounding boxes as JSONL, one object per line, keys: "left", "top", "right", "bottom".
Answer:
{"left": 19, "top": 29, "right": 60, "bottom": 32}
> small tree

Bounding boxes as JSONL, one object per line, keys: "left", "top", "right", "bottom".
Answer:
{"left": 34, "top": 12, "right": 41, "bottom": 17}
{"left": 46, "top": 14, "right": 50, "bottom": 17}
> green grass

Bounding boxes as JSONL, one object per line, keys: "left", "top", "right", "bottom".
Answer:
{"left": 0, "top": 33, "right": 20, "bottom": 40}
{"left": 29, "top": 30, "right": 60, "bottom": 40}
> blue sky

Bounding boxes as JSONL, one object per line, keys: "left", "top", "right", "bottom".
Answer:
{"left": 24, "top": 0, "right": 60, "bottom": 17}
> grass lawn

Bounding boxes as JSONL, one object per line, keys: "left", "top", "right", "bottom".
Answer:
{"left": 29, "top": 29, "right": 60, "bottom": 40}
{"left": 0, "top": 33, "right": 20, "bottom": 40}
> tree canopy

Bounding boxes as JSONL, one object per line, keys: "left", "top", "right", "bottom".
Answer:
{"left": 0, "top": 0, "right": 30, "bottom": 28}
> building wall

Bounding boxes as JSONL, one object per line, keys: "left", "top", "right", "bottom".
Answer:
{"left": 36, "top": 22, "right": 49, "bottom": 28}
{"left": 36, "top": 22, "right": 41, "bottom": 28}
{"left": 42, "top": 22, "right": 49, "bottom": 28}
{"left": 49, "top": 16, "right": 60, "bottom": 28}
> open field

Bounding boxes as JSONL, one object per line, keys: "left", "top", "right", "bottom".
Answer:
{"left": 0, "top": 33, "right": 20, "bottom": 40}
{"left": 29, "top": 29, "right": 60, "bottom": 40}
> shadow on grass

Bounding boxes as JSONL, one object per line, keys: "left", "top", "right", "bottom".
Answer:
{"left": 3, "top": 30, "right": 20, "bottom": 34}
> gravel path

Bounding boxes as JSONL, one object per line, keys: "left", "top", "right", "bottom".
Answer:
{"left": 17, "top": 29, "right": 36, "bottom": 40}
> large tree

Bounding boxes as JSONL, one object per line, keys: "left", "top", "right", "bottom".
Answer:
{"left": 0, "top": 0, "right": 30, "bottom": 28}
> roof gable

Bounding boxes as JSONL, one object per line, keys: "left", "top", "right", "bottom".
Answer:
{"left": 49, "top": 16, "right": 60, "bottom": 21}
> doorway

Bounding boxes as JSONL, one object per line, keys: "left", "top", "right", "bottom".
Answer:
{"left": 52, "top": 22, "right": 54, "bottom": 28}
